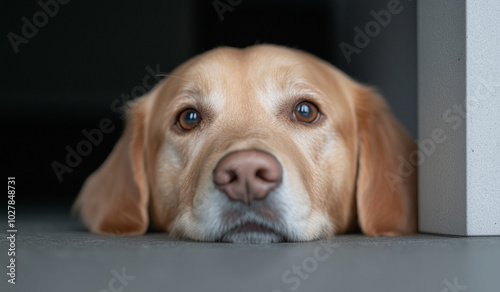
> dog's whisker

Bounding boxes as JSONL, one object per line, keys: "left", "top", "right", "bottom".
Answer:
{"left": 155, "top": 72, "right": 191, "bottom": 83}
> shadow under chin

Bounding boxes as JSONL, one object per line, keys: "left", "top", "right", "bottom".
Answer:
{"left": 220, "top": 231, "right": 286, "bottom": 243}
{"left": 218, "top": 222, "right": 288, "bottom": 243}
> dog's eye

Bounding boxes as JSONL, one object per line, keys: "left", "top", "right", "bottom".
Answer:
{"left": 178, "top": 109, "right": 201, "bottom": 130}
{"left": 294, "top": 101, "right": 319, "bottom": 123}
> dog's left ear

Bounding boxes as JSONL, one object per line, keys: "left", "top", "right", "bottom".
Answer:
{"left": 73, "top": 97, "right": 150, "bottom": 235}
{"left": 354, "top": 87, "right": 417, "bottom": 236}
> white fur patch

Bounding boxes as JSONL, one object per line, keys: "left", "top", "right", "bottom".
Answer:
{"left": 172, "top": 166, "right": 333, "bottom": 243}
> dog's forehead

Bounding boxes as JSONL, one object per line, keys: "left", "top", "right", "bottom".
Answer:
{"left": 169, "top": 46, "right": 328, "bottom": 115}
{"left": 199, "top": 47, "right": 311, "bottom": 80}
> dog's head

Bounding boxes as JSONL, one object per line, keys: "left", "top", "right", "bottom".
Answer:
{"left": 74, "top": 45, "right": 417, "bottom": 242}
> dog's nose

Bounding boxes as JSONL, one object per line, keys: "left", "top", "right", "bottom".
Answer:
{"left": 213, "top": 150, "right": 282, "bottom": 205}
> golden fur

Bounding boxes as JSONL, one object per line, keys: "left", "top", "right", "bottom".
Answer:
{"left": 74, "top": 45, "right": 417, "bottom": 241}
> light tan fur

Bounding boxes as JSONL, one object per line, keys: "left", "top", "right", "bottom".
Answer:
{"left": 73, "top": 45, "right": 417, "bottom": 240}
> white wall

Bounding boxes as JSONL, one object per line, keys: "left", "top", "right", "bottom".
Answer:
{"left": 465, "top": 0, "right": 500, "bottom": 235}
{"left": 418, "top": 0, "right": 500, "bottom": 235}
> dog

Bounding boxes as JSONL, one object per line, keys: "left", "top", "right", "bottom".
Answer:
{"left": 73, "top": 45, "right": 417, "bottom": 243}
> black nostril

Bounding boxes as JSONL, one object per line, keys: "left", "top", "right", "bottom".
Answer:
{"left": 255, "top": 168, "right": 281, "bottom": 183}
{"left": 255, "top": 169, "right": 267, "bottom": 181}
{"left": 214, "top": 169, "right": 238, "bottom": 186}
{"left": 228, "top": 171, "right": 237, "bottom": 183}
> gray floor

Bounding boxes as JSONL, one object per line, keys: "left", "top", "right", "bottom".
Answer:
{"left": 1, "top": 210, "right": 499, "bottom": 292}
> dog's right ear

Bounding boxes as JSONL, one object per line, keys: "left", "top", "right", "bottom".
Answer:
{"left": 73, "top": 97, "right": 151, "bottom": 235}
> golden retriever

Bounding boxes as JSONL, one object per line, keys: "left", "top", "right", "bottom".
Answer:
{"left": 74, "top": 45, "right": 417, "bottom": 242}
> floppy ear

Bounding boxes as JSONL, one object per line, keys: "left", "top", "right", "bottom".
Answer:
{"left": 354, "top": 87, "right": 417, "bottom": 236}
{"left": 73, "top": 97, "right": 150, "bottom": 235}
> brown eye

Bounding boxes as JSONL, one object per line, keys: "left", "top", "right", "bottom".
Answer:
{"left": 178, "top": 109, "right": 201, "bottom": 130}
{"left": 294, "top": 101, "right": 319, "bottom": 123}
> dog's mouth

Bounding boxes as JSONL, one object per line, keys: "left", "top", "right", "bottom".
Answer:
{"left": 218, "top": 221, "right": 288, "bottom": 243}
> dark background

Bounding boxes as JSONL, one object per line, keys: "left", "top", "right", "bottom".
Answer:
{"left": 1, "top": 0, "right": 416, "bottom": 208}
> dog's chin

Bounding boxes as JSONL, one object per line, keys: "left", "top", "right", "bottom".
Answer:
{"left": 219, "top": 222, "right": 286, "bottom": 243}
